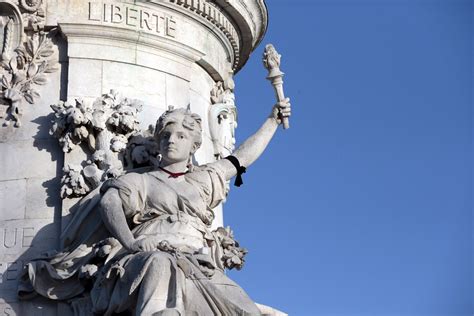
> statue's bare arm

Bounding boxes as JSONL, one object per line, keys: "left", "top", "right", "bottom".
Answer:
{"left": 99, "top": 188, "right": 161, "bottom": 252}
{"left": 212, "top": 98, "right": 291, "bottom": 181}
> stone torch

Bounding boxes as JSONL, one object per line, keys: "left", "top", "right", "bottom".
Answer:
{"left": 263, "top": 44, "right": 289, "bottom": 129}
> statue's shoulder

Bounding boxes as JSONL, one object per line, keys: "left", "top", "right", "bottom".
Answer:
{"left": 101, "top": 167, "right": 153, "bottom": 194}
{"left": 119, "top": 166, "right": 154, "bottom": 181}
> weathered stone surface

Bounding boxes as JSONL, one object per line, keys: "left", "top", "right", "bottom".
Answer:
{"left": 0, "top": 179, "right": 26, "bottom": 221}
{"left": 25, "top": 177, "right": 63, "bottom": 220}
{"left": 0, "top": 219, "right": 58, "bottom": 256}
{"left": 67, "top": 58, "right": 103, "bottom": 98}
{"left": 0, "top": 139, "right": 61, "bottom": 181}
{"left": 0, "top": 0, "right": 289, "bottom": 315}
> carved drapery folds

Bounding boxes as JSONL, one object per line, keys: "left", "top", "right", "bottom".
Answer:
{"left": 209, "top": 77, "right": 237, "bottom": 160}
{"left": 50, "top": 90, "right": 148, "bottom": 198}
{"left": 0, "top": 0, "right": 58, "bottom": 127}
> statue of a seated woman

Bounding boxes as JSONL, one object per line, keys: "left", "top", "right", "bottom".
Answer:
{"left": 18, "top": 99, "right": 291, "bottom": 315}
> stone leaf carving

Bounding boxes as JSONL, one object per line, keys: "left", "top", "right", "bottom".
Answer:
{"left": 0, "top": 0, "right": 56, "bottom": 127}
{"left": 214, "top": 226, "right": 248, "bottom": 271}
{"left": 50, "top": 90, "right": 144, "bottom": 198}
{"left": 60, "top": 163, "right": 92, "bottom": 198}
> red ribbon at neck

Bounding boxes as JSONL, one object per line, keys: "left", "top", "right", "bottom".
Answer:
{"left": 159, "top": 166, "right": 187, "bottom": 178}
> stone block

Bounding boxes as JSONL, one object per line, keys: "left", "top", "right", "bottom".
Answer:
{"left": 67, "top": 58, "right": 103, "bottom": 98}
{"left": 194, "top": 135, "right": 215, "bottom": 165}
{"left": 0, "top": 180, "right": 26, "bottom": 221}
{"left": 67, "top": 37, "right": 138, "bottom": 65}
{"left": 135, "top": 46, "right": 194, "bottom": 81}
{"left": 0, "top": 140, "right": 61, "bottom": 182}
{"left": 102, "top": 60, "right": 168, "bottom": 129}
{"left": 190, "top": 89, "right": 212, "bottom": 139}
{"left": 165, "top": 74, "right": 190, "bottom": 109}
{"left": 25, "top": 177, "right": 61, "bottom": 220}
{"left": 190, "top": 63, "right": 215, "bottom": 99}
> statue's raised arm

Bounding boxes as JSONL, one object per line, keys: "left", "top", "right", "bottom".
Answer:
{"left": 212, "top": 97, "right": 291, "bottom": 184}
{"left": 212, "top": 44, "right": 291, "bottom": 185}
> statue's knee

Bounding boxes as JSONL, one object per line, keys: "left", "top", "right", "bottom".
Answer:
{"left": 148, "top": 253, "right": 172, "bottom": 270}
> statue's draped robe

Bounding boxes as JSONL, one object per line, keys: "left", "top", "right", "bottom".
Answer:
{"left": 18, "top": 165, "right": 261, "bottom": 315}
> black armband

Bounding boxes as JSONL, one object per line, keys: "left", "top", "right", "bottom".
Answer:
{"left": 225, "top": 155, "right": 246, "bottom": 187}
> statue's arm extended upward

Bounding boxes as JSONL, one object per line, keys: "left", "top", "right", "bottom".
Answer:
{"left": 212, "top": 99, "right": 291, "bottom": 181}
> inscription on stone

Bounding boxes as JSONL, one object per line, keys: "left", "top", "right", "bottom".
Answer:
{"left": 88, "top": 2, "right": 177, "bottom": 38}
{"left": 0, "top": 228, "right": 34, "bottom": 250}
{"left": 0, "top": 260, "right": 22, "bottom": 284}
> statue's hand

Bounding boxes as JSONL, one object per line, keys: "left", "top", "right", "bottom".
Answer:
{"left": 270, "top": 97, "right": 291, "bottom": 125}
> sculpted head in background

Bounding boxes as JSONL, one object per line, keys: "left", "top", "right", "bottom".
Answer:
{"left": 154, "top": 107, "right": 202, "bottom": 165}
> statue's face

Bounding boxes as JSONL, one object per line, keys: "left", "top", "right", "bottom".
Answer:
{"left": 159, "top": 122, "right": 195, "bottom": 164}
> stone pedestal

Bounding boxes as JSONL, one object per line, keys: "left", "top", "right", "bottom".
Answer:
{"left": 0, "top": 0, "right": 280, "bottom": 314}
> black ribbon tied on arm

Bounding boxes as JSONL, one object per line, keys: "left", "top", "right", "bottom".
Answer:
{"left": 225, "top": 156, "right": 246, "bottom": 187}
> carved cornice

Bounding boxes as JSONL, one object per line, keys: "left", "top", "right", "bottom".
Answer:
{"left": 161, "top": 0, "right": 268, "bottom": 72}
{"left": 211, "top": 0, "right": 268, "bottom": 71}
{"left": 166, "top": 0, "right": 241, "bottom": 70}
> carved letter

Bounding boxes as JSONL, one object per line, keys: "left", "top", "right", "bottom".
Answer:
{"left": 88, "top": 2, "right": 101, "bottom": 21}
{"left": 103, "top": 3, "right": 110, "bottom": 22}
{"left": 166, "top": 17, "right": 177, "bottom": 38}
{"left": 111, "top": 5, "right": 124, "bottom": 24}
{"left": 126, "top": 7, "right": 138, "bottom": 27}
{"left": 22, "top": 227, "right": 34, "bottom": 247}
{"left": 6, "top": 261, "right": 20, "bottom": 281}
{"left": 152, "top": 13, "right": 161, "bottom": 33}
{"left": 3, "top": 228, "right": 17, "bottom": 249}
{"left": 140, "top": 10, "right": 153, "bottom": 31}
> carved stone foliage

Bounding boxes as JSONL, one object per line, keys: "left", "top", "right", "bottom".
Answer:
{"left": 209, "top": 80, "right": 237, "bottom": 160}
{"left": 50, "top": 90, "right": 148, "bottom": 198}
{"left": 0, "top": 0, "right": 57, "bottom": 127}
{"left": 214, "top": 226, "right": 248, "bottom": 271}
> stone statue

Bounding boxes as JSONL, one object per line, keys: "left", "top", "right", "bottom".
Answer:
{"left": 18, "top": 98, "right": 291, "bottom": 315}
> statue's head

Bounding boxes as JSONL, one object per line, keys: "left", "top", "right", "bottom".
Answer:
{"left": 154, "top": 107, "right": 202, "bottom": 164}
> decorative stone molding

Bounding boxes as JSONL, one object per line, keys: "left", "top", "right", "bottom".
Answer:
{"left": 50, "top": 90, "right": 145, "bottom": 198}
{"left": 213, "top": 0, "right": 268, "bottom": 70}
{"left": 0, "top": 0, "right": 58, "bottom": 127}
{"left": 19, "top": 0, "right": 43, "bottom": 13}
{"left": 0, "top": 2, "right": 23, "bottom": 62}
{"left": 162, "top": 0, "right": 267, "bottom": 71}
{"left": 167, "top": 0, "right": 241, "bottom": 69}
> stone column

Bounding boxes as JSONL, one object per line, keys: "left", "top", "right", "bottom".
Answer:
{"left": 0, "top": 0, "right": 268, "bottom": 314}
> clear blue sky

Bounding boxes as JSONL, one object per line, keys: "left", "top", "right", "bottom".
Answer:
{"left": 225, "top": 1, "right": 472, "bottom": 315}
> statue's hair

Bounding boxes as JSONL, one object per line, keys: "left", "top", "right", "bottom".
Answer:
{"left": 154, "top": 107, "right": 203, "bottom": 151}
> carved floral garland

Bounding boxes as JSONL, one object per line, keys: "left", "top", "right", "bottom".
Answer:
{"left": 50, "top": 91, "right": 145, "bottom": 198}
